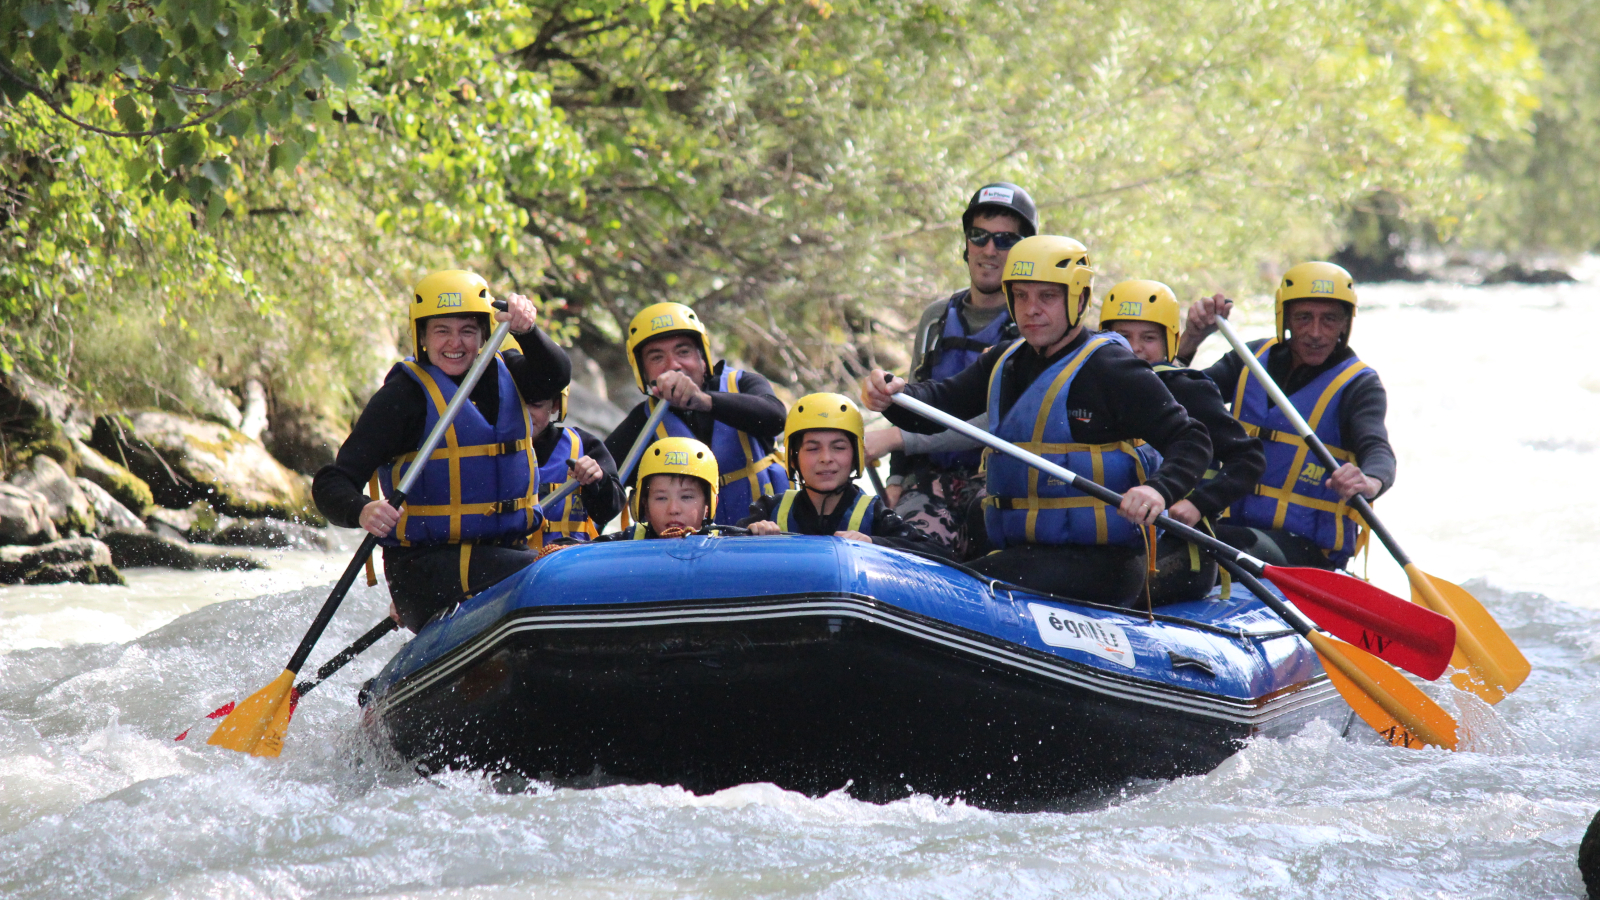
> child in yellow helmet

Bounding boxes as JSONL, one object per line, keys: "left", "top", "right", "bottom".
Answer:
{"left": 741, "top": 394, "right": 945, "bottom": 555}
{"left": 588, "top": 437, "right": 732, "bottom": 540}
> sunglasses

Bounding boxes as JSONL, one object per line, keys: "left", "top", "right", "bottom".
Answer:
{"left": 965, "top": 226, "right": 1025, "bottom": 250}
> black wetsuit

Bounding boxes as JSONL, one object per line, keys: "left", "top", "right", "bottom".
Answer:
{"left": 739, "top": 483, "right": 950, "bottom": 557}
{"left": 1198, "top": 340, "right": 1394, "bottom": 570}
{"left": 312, "top": 327, "right": 570, "bottom": 630}
{"left": 882, "top": 330, "right": 1211, "bottom": 606}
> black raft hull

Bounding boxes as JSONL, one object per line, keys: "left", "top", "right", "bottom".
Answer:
{"left": 361, "top": 538, "right": 1338, "bottom": 810}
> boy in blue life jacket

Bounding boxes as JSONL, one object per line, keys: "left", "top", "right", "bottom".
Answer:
{"left": 603, "top": 303, "right": 788, "bottom": 527}
{"left": 863, "top": 183, "right": 1036, "bottom": 558}
{"left": 312, "top": 270, "right": 569, "bottom": 631}
{"left": 525, "top": 388, "right": 624, "bottom": 548}
{"left": 863, "top": 236, "right": 1213, "bottom": 607}
{"left": 1173, "top": 262, "right": 1394, "bottom": 571}
{"left": 1099, "top": 280, "right": 1266, "bottom": 603}
{"left": 741, "top": 393, "right": 945, "bottom": 556}
{"left": 590, "top": 437, "right": 734, "bottom": 541}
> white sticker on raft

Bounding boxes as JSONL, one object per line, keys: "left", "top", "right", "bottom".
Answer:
{"left": 1027, "top": 603, "right": 1135, "bottom": 668}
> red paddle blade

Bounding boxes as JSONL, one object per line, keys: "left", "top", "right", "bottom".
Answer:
{"left": 1264, "top": 566, "right": 1456, "bottom": 681}
{"left": 174, "top": 701, "right": 238, "bottom": 741}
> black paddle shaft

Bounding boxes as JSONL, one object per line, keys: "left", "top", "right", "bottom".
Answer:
{"left": 294, "top": 617, "right": 399, "bottom": 696}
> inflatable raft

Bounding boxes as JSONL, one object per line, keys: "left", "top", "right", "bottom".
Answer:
{"left": 359, "top": 535, "right": 1344, "bottom": 809}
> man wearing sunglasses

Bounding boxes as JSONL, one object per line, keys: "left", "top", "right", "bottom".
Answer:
{"left": 863, "top": 182, "right": 1037, "bottom": 559}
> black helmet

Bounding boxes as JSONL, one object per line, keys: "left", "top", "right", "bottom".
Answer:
{"left": 961, "top": 182, "right": 1038, "bottom": 237}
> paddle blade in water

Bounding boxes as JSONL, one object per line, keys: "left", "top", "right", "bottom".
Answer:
{"left": 1405, "top": 565, "right": 1530, "bottom": 704}
{"left": 1308, "top": 632, "right": 1457, "bottom": 751}
{"left": 1265, "top": 565, "right": 1455, "bottom": 681}
{"left": 207, "top": 669, "right": 295, "bottom": 756}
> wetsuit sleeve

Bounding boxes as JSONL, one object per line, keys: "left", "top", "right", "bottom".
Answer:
{"left": 312, "top": 375, "right": 428, "bottom": 528}
{"left": 707, "top": 369, "right": 786, "bottom": 439}
{"left": 574, "top": 426, "right": 625, "bottom": 529}
{"left": 1199, "top": 352, "right": 1244, "bottom": 400}
{"left": 1338, "top": 372, "right": 1396, "bottom": 496}
{"left": 736, "top": 494, "right": 780, "bottom": 528}
{"left": 882, "top": 342, "right": 1005, "bottom": 433}
{"left": 602, "top": 400, "right": 652, "bottom": 476}
{"left": 866, "top": 498, "right": 952, "bottom": 557}
{"left": 1080, "top": 351, "right": 1212, "bottom": 506}
{"left": 501, "top": 326, "right": 572, "bottom": 403}
{"left": 1164, "top": 371, "right": 1265, "bottom": 518}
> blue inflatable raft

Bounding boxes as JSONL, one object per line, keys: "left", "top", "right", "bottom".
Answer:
{"left": 360, "top": 535, "right": 1344, "bottom": 809}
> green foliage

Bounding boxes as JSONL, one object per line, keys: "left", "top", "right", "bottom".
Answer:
{"left": 0, "top": 0, "right": 1550, "bottom": 430}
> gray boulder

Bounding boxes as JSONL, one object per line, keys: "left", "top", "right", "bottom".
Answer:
{"left": 0, "top": 537, "right": 123, "bottom": 585}
{"left": 76, "top": 478, "right": 147, "bottom": 533}
{"left": 90, "top": 412, "right": 321, "bottom": 523}
{"left": 265, "top": 403, "right": 345, "bottom": 475}
{"left": 212, "top": 518, "right": 331, "bottom": 550}
{"left": 0, "top": 483, "right": 59, "bottom": 545}
{"left": 72, "top": 439, "right": 155, "bottom": 516}
{"left": 9, "top": 456, "right": 96, "bottom": 535}
{"left": 102, "top": 528, "right": 263, "bottom": 571}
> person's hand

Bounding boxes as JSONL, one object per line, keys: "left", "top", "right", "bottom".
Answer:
{"left": 860, "top": 369, "right": 904, "bottom": 413}
{"left": 388, "top": 600, "right": 402, "bottom": 627}
{"left": 864, "top": 427, "right": 904, "bottom": 463}
{"left": 1326, "top": 463, "right": 1380, "bottom": 502}
{"left": 1175, "top": 293, "right": 1233, "bottom": 362}
{"left": 360, "top": 499, "right": 400, "bottom": 537}
{"left": 1117, "top": 485, "right": 1166, "bottom": 526}
{"left": 569, "top": 456, "right": 603, "bottom": 486}
{"left": 1167, "top": 498, "right": 1202, "bottom": 527}
{"left": 882, "top": 484, "right": 903, "bottom": 509}
{"left": 748, "top": 520, "right": 782, "bottom": 536}
{"left": 651, "top": 370, "right": 713, "bottom": 411}
{"left": 498, "top": 293, "right": 538, "bottom": 332}
{"left": 835, "top": 530, "right": 872, "bottom": 543}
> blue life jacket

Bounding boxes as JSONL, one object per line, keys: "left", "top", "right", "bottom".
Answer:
{"left": 982, "top": 335, "right": 1157, "bottom": 548}
{"left": 921, "top": 292, "right": 1015, "bottom": 470}
{"left": 377, "top": 357, "right": 541, "bottom": 548}
{"left": 652, "top": 367, "right": 789, "bottom": 526}
{"left": 772, "top": 486, "right": 875, "bottom": 536}
{"left": 532, "top": 425, "right": 597, "bottom": 548}
{"left": 1225, "top": 339, "right": 1373, "bottom": 567}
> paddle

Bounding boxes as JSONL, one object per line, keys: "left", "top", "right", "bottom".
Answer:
{"left": 1213, "top": 317, "right": 1529, "bottom": 703}
{"left": 207, "top": 303, "right": 519, "bottom": 757}
{"left": 886, "top": 392, "right": 1458, "bottom": 749}
{"left": 176, "top": 619, "right": 398, "bottom": 741}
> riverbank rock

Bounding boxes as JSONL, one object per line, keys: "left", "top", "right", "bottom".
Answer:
{"left": 264, "top": 403, "right": 345, "bottom": 475}
{"left": 102, "top": 528, "right": 263, "bottom": 572}
{"left": 90, "top": 412, "right": 322, "bottom": 523}
{"left": 8, "top": 456, "right": 95, "bottom": 535}
{"left": 76, "top": 478, "right": 147, "bottom": 533}
{"left": 212, "top": 518, "right": 331, "bottom": 550}
{"left": 0, "top": 484, "right": 58, "bottom": 545}
{"left": 71, "top": 439, "right": 155, "bottom": 516}
{"left": 0, "top": 537, "right": 123, "bottom": 585}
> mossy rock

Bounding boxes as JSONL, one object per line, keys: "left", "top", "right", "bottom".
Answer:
{"left": 72, "top": 439, "right": 155, "bottom": 517}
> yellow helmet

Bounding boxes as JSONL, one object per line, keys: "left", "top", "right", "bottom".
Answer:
{"left": 784, "top": 392, "right": 865, "bottom": 482}
{"left": 410, "top": 270, "right": 496, "bottom": 361}
{"left": 556, "top": 386, "right": 569, "bottom": 421}
{"left": 1001, "top": 235, "right": 1095, "bottom": 328}
{"left": 625, "top": 302, "right": 713, "bottom": 394}
{"left": 631, "top": 437, "right": 720, "bottom": 523}
{"left": 1100, "top": 280, "right": 1180, "bottom": 360}
{"left": 1274, "top": 261, "right": 1357, "bottom": 343}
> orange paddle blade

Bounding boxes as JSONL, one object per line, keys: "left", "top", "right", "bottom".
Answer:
{"left": 1405, "top": 565, "right": 1530, "bottom": 704}
{"left": 1309, "top": 633, "right": 1457, "bottom": 751}
{"left": 206, "top": 669, "right": 296, "bottom": 756}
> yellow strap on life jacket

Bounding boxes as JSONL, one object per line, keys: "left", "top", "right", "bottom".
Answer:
{"left": 458, "top": 542, "right": 472, "bottom": 594}
{"left": 981, "top": 440, "right": 1149, "bottom": 544}
{"left": 632, "top": 522, "right": 648, "bottom": 539}
{"left": 843, "top": 491, "right": 872, "bottom": 532}
{"left": 364, "top": 475, "right": 381, "bottom": 586}
{"left": 775, "top": 489, "right": 872, "bottom": 534}
{"left": 775, "top": 489, "right": 798, "bottom": 531}
{"left": 536, "top": 428, "right": 588, "bottom": 550}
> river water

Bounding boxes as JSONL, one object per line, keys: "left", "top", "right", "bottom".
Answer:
{"left": 1, "top": 273, "right": 1597, "bottom": 898}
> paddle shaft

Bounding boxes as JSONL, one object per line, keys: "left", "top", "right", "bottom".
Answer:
{"left": 866, "top": 460, "right": 888, "bottom": 500}
{"left": 283, "top": 311, "right": 517, "bottom": 676}
{"left": 294, "top": 618, "right": 398, "bottom": 696}
{"left": 1212, "top": 318, "right": 1408, "bottom": 563}
{"left": 538, "top": 388, "right": 671, "bottom": 516}
{"left": 888, "top": 393, "right": 1273, "bottom": 577}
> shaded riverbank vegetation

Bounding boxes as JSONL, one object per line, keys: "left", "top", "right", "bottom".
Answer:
{"left": 0, "top": 0, "right": 1591, "bottom": 452}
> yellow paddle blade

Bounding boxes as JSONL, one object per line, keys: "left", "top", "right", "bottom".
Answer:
{"left": 1405, "top": 565, "right": 1531, "bottom": 704}
{"left": 207, "top": 669, "right": 295, "bottom": 756}
{"left": 1309, "top": 633, "right": 1458, "bottom": 751}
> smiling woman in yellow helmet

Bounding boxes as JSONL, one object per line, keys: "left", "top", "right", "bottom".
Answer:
{"left": 1172, "top": 261, "right": 1395, "bottom": 571}
{"left": 601, "top": 302, "right": 789, "bottom": 527}
{"left": 860, "top": 236, "right": 1214, "bottom": 607}
{"left": 311, "top": 270, "right": 573, "bottom": 631}
{"left": 739, "top": 393, "right": 945, "bottom": 555}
